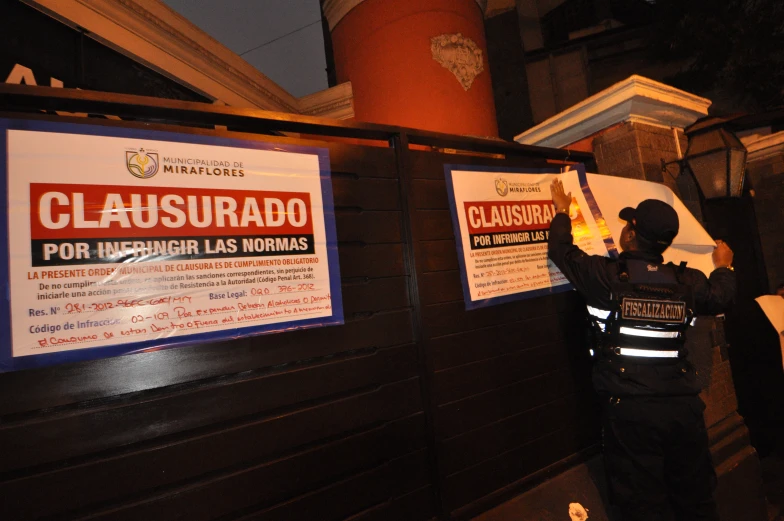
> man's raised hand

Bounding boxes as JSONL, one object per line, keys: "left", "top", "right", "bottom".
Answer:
{"left": 550, "top": 179, "right": 572, "bottom": 214}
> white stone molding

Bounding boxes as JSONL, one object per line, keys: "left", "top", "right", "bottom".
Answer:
{"left": 299, "top": 81, "right": 355, "bottom": 120}
{"left": 515, "top": 75, "right": 712, "bottom": 148}
{"left": 744, "top": 131, "right": 784, "bottom": 164}
{"left": 23, "top": 0, "right": 354, "bottom": 118}
{"left": 430, "top": 33, "right": 484, "bottom": 91}
{"left": 323, "top": 0, "right": 488, "bottom": 31}
{"left": 737, "top": 127, "right": 772, "bottom": 146}
{"left": 23, "top": 0, "right": 296, "bottom": 111}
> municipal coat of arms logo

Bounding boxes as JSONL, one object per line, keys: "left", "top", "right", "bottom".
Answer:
{"left": 495, "top": 177, "right": 509, "bottom": 197}
{"left": 126, "top": 148, "right": 159, "bottom": 179}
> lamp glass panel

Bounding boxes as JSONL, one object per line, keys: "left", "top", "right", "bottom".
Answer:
{"left": 729, "top": 149, "right": 747, "bottom": 197}
{"left": 721, "top": 128, "right": 746, "bottom": 149}
{"left": 687, "top": 152, "right": 727, "bottom": 198}
{"left": 687, "top": 131, "right": 727, "bottom": 156}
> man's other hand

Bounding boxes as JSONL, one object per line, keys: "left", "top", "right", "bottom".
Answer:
{"left": 550, "top": 179, "right": 572, "bottom": 214}
{"left": 712, "top": 240, "right": 734, "bottom": 269}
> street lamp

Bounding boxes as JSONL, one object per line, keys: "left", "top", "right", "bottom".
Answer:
{"left": 662, "top": 115, "right": 748, "bottom": 201}
{"left": 662, "top": 115, "right": 769, "bottom": 300}
{"left": 683, "top": 116, "right": 748, "bottom": 199}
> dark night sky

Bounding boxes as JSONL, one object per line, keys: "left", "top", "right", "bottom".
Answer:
{"left": 163, "top": 0, "right": 328, "bottom": 98}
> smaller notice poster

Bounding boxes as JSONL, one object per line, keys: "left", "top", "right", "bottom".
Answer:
{"left": 0, "top": 118, "right": 343, "bottom": 371}
{"left": 445, "top": 164, "right": 611, "bottom": 309}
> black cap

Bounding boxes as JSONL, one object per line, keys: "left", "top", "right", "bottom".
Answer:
{"left": 619, "top": 199, "right": 679, "bottom": 248}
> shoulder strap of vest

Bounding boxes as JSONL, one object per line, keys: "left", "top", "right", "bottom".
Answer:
{"left": 617, "top": 257, "right": 629, "bottom": 282}
{"left": 676, "top": 261, "right": 687, "bottom": 284}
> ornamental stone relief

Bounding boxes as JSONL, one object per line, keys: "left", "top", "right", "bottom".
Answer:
{"left": 430, "top": 33, "right": 484, "bottom": 91}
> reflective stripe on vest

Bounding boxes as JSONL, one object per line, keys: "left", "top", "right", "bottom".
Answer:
{"left": 587, "top": 305, "right": 688, "bottom": 333}
{"left": 617, "top": 347, "right": 679, "bottom": 358}
{"left": 619, "top": 327, "right": 679, "bottom": 338}
{"left": 586, "top": 305, "right": 688, "bottom": 357}
{"left": 587, "top": 306, "right": 610, "bottom": 320}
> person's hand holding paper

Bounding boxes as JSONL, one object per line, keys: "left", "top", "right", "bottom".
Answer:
{"left": 583, "top": 173, "right": 720, "bottom": 276}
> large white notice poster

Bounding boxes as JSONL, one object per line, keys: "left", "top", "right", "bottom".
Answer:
{"left": 0, "top": 118, "right": 343, "bottom": 372}
{"left": 445, "top": 164, "right": 611, "bottom": 309}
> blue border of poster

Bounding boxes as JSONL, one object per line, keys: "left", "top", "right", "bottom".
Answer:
{"left": 444, "top": 163, "right": 608, "bottom": 310}
{"left": 0, "top": 117, "right": 343, "bottom": 372}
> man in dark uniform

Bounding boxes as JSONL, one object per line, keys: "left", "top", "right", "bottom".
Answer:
{"left": 548, "top": 179, "right": 736, "bottom": 521}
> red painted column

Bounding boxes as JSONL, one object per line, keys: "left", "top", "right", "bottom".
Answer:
{"left": 327, "top": 0, "right": 498, "bottom": 137}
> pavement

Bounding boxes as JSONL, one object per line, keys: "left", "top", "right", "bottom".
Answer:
{"left": 471, "top": 452, "right": 784, "bottom": 521}
{"left": 762, "top": 454, "right": 784, "bottom": 521}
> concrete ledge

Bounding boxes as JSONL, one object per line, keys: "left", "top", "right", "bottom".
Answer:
{"left": 515, "top": 75, "right": 711, "bottom": 148}
{"left": 24, "top": 0, "right": 354, "bottom": 118}
{"left": 299, "top": 81, "right": 355, "bottom": 120}
{"left": 745, "top": 131, "right": 784, "bottom": 164}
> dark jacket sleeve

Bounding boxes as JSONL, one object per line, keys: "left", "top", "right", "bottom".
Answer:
{"left": 548, "top": 213, "right": 612, "bottom": 305}
{"left": 688, "top": 267, "right": 736, "bottom": 316}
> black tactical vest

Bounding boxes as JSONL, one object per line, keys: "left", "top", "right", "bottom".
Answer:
{"left": 587, "top": 259, "right": 694, "bottom": 361}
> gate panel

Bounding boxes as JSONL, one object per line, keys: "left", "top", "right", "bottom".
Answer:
{"left": 0, "top": 128, "right": 434, "bottom": 521}
{"left": 405, "top": 149, "right": 600, "bottom": 519}
{"left": 0, "top": 85, "right": 601, "bottom": 521}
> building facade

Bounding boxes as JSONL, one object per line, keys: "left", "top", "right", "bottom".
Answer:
{"left": 2, "top": 0, "right": 354, "bottom": 118}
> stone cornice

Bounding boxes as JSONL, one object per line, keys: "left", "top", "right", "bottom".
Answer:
{"left": 24, "top": 0, "right": 355, "bottom": 118}
{"left": 25, "top": 0, "right": 300, "bottom": 111}
{"left": 515, "top": 75, "right": 712, "bottom": 148}
{"left": 299, "top": 81, "right": 355, "bottom": 120}
{"left": 323, "top": 0, "right": 488, "bottom": 31}
{"left": 744, "top": 131, "right": 784, "bottom": 163}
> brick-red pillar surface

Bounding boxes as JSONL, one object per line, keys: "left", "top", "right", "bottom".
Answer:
{"left": 330, "top": 0, "right": 498, "bottom": 137}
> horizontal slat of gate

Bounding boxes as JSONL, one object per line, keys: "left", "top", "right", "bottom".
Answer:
{"left": 421, "top": 296, "right": 576, "bottom": 338}
{"left": 434, "top": 368, "right": 579, "bottom": 437}
{"left": 432, "top": 341, "right": 570, "bottom": 404}
{"left": 0, "top": 378, "right": 422, "bottom": 519}
{"left": 328, "top": 146, "right": 397, "bottom": 179}
{"left": 406, "top": 151, "right": 550, "bottom": 180}
{"left": 418, "top": 239, "right": 460, "bottom": 272}
{"left": 0, "top": 310, "right": 413, "bottom": 416}
{"left": 429, "top": 311, "right": 576, "bottom": 370}
{"left": 419, "top": 270, "right": 463, "bottom": 305}
{"left": 419, "top": 198, "right": 608, "bottom": 245}
{"left": 233, "top": 452, "right": 432, "bottom": 521}
{"left": 0, "top": 136, "right": 433, "bottom": 521}
{"left": 336, "top": 210, "right": 402, "bottom": 243}
{"left": 76, "top": 416, "right": 427, "bottom": 521}
{"left": 342, "top": 277, "right": 410, "bottom": 315}
{"left": 333, "top": 177, "right": 401, "bottom": 210}
{"left": 443, "top": 427, "right": 594, "bottom": 510}
{"left": 407, "top": 149, "right": 599, "bottom": 517}
{"left": 0, "top": 344, "right": 418, "bottom": 473}
{"left": 343, "top": 486, "right": 437, "bottom": 521}
{"left": 439, "top": 394, "right": 588, "bottom": 474}
{"left": 339, "top": 243, "right": 405, "bottom": 278}
{"left": 414, "top": 210, "right": 455, "bottom": 241}
{"left": 411, "top": 179, "right": 452, "bottom": 210}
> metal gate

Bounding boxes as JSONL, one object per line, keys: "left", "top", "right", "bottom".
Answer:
{"left": 0, "top": 85, "right": 598, "bottom": 521}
